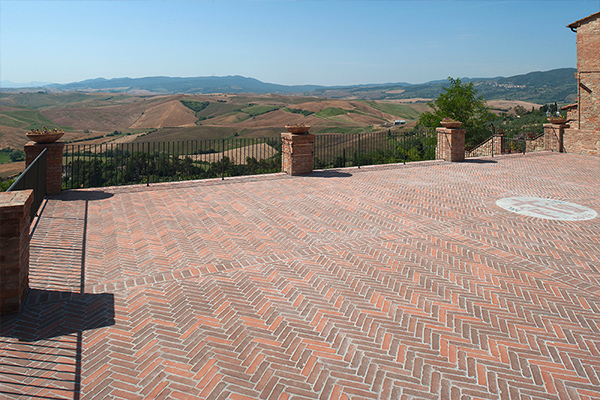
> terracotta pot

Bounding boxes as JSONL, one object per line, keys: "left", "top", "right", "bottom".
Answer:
{"left": 27, "top": 132, "right": 64, "bottom": 143}
{"left": 285, "top": 125, "right": 311, "bottom": 134}
{"left": 548, "top": 117, "right": 567, "bottom": 124}
{"left": 440, "top": 121, "right": 462, "bottom": 129}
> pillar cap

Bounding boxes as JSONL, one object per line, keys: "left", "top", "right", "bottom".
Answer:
{"left": 543, "top": 123, "right": 570, "bottom": 128}
{"left": 436, "top": 127, "right": 466, "bottom": 133}
{"left": 0, "top": 190, "right": 33, "bottom": 208}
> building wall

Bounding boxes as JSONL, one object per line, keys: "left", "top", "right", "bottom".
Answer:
{"left": 575, "top": 13, "right": 600, "bottom": 132}
{"left": 564, "top": 129, "right": 600, "bottom": 157}
{"left": 565, "top": 13, "right": 600, "bottom": 156}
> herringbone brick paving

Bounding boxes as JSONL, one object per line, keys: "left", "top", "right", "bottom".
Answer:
{"left": 1, "top": 152, "right": 599, "bottom": 399}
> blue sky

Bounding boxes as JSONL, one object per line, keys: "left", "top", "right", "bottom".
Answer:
{"left": 1, "top": 0, "right": 599, "bottom": 86}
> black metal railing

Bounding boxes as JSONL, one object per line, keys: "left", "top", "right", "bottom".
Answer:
{"left": 62, "top": 130, "right": 437, "bottom": 189}
{"left": 314, "top": 128, "right": 436, "bottom": 170}
{"left": 8, "top": 148, "right": 47, "bottom": 222}
{"left": 502, "top": 137, "right": 526, "bottom": 154}
{"left": 62, "top": 138, "right": 282, "bottom": 189}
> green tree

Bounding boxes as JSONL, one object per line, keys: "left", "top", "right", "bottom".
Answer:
{"left": 513, "top": 105, "right": 527, "bottom": 116}
{"left": 0, "top": 179, "right": 15, "bottom": 192}
{"left": 418, "top": 77, "right": 494, "bottom": 132}
{"left": 9, "top": 150, "right": 25, "bottom": 162}
{"left": 180, "top": 100, "right": 210, "bottom": 113}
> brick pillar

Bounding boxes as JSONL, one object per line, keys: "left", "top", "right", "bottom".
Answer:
{"left": 544, "top": 123, "right": 570, "bottom": 152}
{"left": 0, "top": 190, "right": 33, "bottom": 316}
{"left": 436, "top": 128, "right": 466, "bottom": 162}
{"left": 24, "top": 141, "right": 65, "bottom": 195}
{"left": 492, "top": 133, "right": 504, "bottom": 155}
{"left": 281, "top": 132, "right": 314, "bottom": 175}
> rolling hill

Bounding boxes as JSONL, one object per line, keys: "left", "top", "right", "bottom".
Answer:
{"left": 44, "top": 76, "right": 325, "bottom": 95}
{"left": 314, "top": 68, "right": 578, "bottom": 104}
{"left": 8, "top": 68, "right": 576, "bottom": 105}
{"left": 0, "top": 92, "right": 428, "bottom": 150}
{"left": 0, "top": 67, "right": 576, "bottom": 154}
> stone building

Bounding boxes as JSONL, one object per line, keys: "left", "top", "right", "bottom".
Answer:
{"left": 564, "top": 11, "right": 600, "bottom": 156}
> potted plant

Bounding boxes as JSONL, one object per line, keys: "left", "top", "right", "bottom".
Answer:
{"left": 547, "top": 109, "right": 568, "bottom": 124}
{"left": 27, "top": 127, "right": 64, "bottom": 143}
{"left": 285, "top": 124, "right": 311, "bottom": 134}
{"left": 548, "top": 116, "right": 568, "bottom": 124}
{"left": 440, "top": 118, "right": 462, "bottom": 129}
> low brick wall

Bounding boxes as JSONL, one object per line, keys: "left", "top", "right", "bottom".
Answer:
{"left": 526, "top": 134, "right": 545, "bottom": 152}
{"left": 467, "top": 134, "right": 503, "bottom": 157}
{"left": 0, "top": 190, "right": 33, "bottom": 316}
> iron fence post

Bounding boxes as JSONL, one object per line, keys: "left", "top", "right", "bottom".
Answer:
{"left": 147, "top": 142, "right": 150, "bottom": 186}
{"left": 403, "top": 130, "right": 406, "bottom": 164}
{"left": 358, "top": 133, "right": 361, "bottom": 169}
{"left": 222, "top": 139, "right": 225, "bottom": 180}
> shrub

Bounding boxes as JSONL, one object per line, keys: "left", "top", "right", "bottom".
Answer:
{"left": 180, "top": 100, "right": 210, "bottom": 113}
{"left": 9, "top": 150, "right": 25, "bottom": 162}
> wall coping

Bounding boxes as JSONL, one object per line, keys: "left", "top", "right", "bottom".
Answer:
{"left": 0, "top": 190, "right": 34, "bottom": 209}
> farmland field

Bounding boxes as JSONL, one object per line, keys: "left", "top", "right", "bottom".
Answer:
{"left": 0, "top": 107, "right": 72, "bottom": 131}
{"left": 0, "top": 89, "right": 548, "bottom": 186}
{"left": 0, "top": 92, "right": 429, "bottom": 151}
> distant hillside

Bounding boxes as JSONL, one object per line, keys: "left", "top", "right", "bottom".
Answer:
{"left": 475, "top": 68, "right": 577, "bottom": 104}
{"left": 0, "top": 92, "right": 429, "bottom": 150}
{"left": 45, "top": 76, "right": 325, "bottom": 95}
{"left": 32, "top": 68, "right": 577, "bottom": 105}
{"left": 1, "top": 80, "right": 54, "bottom": 88}
{"left": 315, "top": 68, "right": 578, "bottom": 104}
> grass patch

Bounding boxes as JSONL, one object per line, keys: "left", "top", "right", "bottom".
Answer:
{"left": 0, "top": 153, "right": 12, "bottom": 164}
{"left": 227, "top": 112, "right": 251, "bottom": 123}
{"left": 0, "top": 92, "right": 94, "bottom": 109}
{"left": 314, "top": 126, "right": 369, "bottom": 135}
{"left": 314, "top": 107, "right": 361, "bottom": 118}
{"left": 0, "top": 109, "right": 72, "bottom": 130}
{"left": 195, "top": 102, "right": 243, "bottom": 120}
{"left": 0, "top": 148, "right": 25, "bottom": 164}
{"left": 180, "top": 99, "right": 210, "bottom": 113}
{"left": 283, "top": 107, "right": 314, "bottom": 116}
{"left": 360, "top": 101, "right": 422, "bottom": 120}
{"left": 134, "top": 126, "right": 240, "bottom": 142}
{"left": 241, "top": 105, "right": 281, "bottom": 117}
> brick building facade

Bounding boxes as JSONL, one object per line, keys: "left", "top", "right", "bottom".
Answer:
{"left": 564, "top": 12, "right": 600, "bottom": 156}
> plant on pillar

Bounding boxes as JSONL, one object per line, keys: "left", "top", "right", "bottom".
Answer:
{"left": 547, "top": 112, "right": 568, "bottom": 125}
{"left": 285, "top": 124, "right": 311, "bottom": 134}
{"left": 440, "top": 118, "right": 462, "bottom": 129}
{"left": 26, "top": 127, "right": 64, "bottom": 143}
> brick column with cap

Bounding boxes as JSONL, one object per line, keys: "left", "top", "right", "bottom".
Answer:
{"left": 436, "top": 127, "right": 466, "bottom": 162}
{"left": 544, "top": 123, "right": 569, "bottom": 153}
{"left": 281, "top": 132, "right": 314, "bottom": 175}
{"left": 493, "top": 133, "right": 504, "bottom": 154}
{"left": 24, "top": 141, "right": 65, "bottom": 195}
{"left": 0, "top": 190, "right": 33, "bottom": 315}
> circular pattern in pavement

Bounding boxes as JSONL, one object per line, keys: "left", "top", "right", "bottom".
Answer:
{"left": 496, "top": 197, "right": 597, "bottom": 221}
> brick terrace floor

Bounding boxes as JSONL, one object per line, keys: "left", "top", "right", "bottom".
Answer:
{"left": 1, "top": 151, "right": 600, "bottom": 400}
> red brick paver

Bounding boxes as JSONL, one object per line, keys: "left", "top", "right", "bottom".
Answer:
{"left": 1, "top": 152, "right": 600, "bottom": 399}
